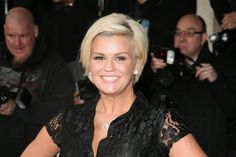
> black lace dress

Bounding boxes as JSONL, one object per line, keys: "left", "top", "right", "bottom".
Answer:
{"left": 46, "top": 94, "right": 189, "bottom": 157}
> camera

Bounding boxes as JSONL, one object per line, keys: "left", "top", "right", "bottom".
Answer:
{"left": 152, "top": 46, "right": 184, "bottom": 65}
{"left": 0, "top": 86, "right": 17, "bottom": 104}
{"left": 151, "top": 46, "right": 195, "bottom": 87}
{"left": 0, "top": 66, "right": 31, "bottom": 109}
{"left": 209, "top": 29, "right": 236, "bottom": 54}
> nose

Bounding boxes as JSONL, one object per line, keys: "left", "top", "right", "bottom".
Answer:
{"left": 14, "top": 37, "right": 22, "bottom": 46}
{"left": 177, "top": 32, "right": 187, "bottom": 42}
{"left": 104, "top": 58, "right": 114, "bottom": 71}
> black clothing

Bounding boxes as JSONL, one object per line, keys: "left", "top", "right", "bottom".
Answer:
{"left": 208, "top": 1, "right": 236, "bottom": 155}
{"left": 139, "top": 0, "right": 234, "bottom": 48}
{"left": 149, "top": 45, "right": 234, "bottom": 157}
{"left": 139, "top": 0, "right": 196, "bottom": 47}
{"left": 135, "top": 0, "right": 196, "bottom": 97}
{"left": 47, "top": 0, "right": 98, "bottom": 62}
{"left": 0, "top": 38, "right": 74, "bottom": 156}
{"left": 218, "top": 43, "right": 236, "bottom": 157}
{"left": 101, "top": 0, "right": 139, "bottom": 18}
{"left": 209, "top": 0, "right": 235, "bottom": 23}
{"left": 12, "top": 0, "right": 98, "bottom": 62}
{"left": 0, "top": 0, "right": 5, "bottom": 42}
{"left": 227, "top": 117, "right": 236, "bottom": 157}
{"left": 0, "top": 0, "right": 15, "bottom": 42}
{"left": 46, "top": 93, "right": 189, "bottom": 157}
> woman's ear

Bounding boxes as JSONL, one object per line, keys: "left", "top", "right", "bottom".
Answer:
{"left": 133, "top": 59, "right": 141, "bottom": 75}
{"left": 87, "top": 72, "right": 94, "bottom": 83}
{"left": 133, "top": 70, "right": 139, "bottom": 75}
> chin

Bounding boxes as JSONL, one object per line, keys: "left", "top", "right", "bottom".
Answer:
{"left": 13, "top": 56, "right": 27, "bottom": 64}
{"left": 180, "top": 50, "right": 188, "bottom": 55}
{"left": 100, "top": 88, "right": 119, "bottom": 95}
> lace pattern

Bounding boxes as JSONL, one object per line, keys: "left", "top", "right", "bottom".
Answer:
{"left": 46, "top": 112, "right": 63, "bottom": 147}
{"left": 45, "top": 94, "right": 189, "bottom": 156}
{"left": 160, "top": 111, "right": 187, "bottom": 149}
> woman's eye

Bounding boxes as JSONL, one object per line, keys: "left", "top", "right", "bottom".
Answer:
{"left": 93, "top": 56, "right": 104, "bottom": 60}
{"left": 116, "top": 56, "right": 126, "bottom": 61}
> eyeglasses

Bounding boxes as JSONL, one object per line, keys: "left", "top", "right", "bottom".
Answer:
{"left": 174, "top": 29, "right": 204, "bottom": 37}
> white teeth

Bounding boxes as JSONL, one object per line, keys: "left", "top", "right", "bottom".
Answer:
{"left": 102, "top": 76, "right": 118, "bottom": 81}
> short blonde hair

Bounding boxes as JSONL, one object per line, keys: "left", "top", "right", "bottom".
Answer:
{"left": 79, "top": 13, "right": 148, "bottom": 83}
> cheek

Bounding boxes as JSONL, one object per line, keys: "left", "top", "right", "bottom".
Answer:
{"left": 119, "top": 64, "right": 135, "bottom": 76}
{"left": 184, "top": 39, "right": 195, "bottom": 49}
{"left": 189, "top": 40, "right": 200, "bottom": 50}
{"left": 174, "top": 37, "right": 184, "bottom": 47}
{"left": 89, "top": 62, "right": 102, "bottom": 74}
{"left": 25, "top": 39, "right": 33, "bottom": 46}
{"left": 6, "top": 39, "right": 14, "bottom": 46}
{"left": 25, "top": 50, "right": 33, "bottom": 57}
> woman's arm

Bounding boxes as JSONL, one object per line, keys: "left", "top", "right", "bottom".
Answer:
{"left": 169, "top": 134, "right": 207, "bottom": 157}
{"left": 21, "top": 126, "right": 60, "bottom": 157}
{"left": 160, "top": 111, "right": 207, "bottom": 157}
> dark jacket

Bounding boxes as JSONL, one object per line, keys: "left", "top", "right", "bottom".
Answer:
{"left": 149, "top": 45, "right": 235, "bottom": 157}
{"left": 139, "top": 0, "right": 196, "bottom": 47}
{"left": 209, "top": 0, "right": 235, "bottom": 23}
{"left": 0, "top": 38, "right": 74, "bottom": 156}
{"left": 101, "top": 0, "right": 138, "bottom": 18}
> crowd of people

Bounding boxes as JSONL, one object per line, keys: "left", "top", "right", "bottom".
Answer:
{"left": 147, "top": 14, "right": 235, "bottom": 157}
{"left": 0, "top": 6, "right": 74, "bottom": 156}
{"left": 0, "top": 0, "right": 235, "bottom": 157}
{"left": 21, "top": 12, "right": 207, "bottom": 157}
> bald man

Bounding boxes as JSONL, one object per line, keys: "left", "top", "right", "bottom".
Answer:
{"left": 0, "top": 7, "right": 74, "bottom": 156}
{"left": 4, "top": 7, "right": 38, "bottom": 65}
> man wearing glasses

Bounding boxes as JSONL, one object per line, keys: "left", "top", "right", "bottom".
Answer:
{"left": 148, "top": 14, "right": 233, "bottom": 157}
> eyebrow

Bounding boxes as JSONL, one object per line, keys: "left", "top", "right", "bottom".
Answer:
{"left": 176, "top": 28, "right": 199, "bottom": 31}
{"left": 91, "top": 51, "right": 132, "bottom": 58}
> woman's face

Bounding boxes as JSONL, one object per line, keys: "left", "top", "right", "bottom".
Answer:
{"left": 89, "top": 35, "right": 138, "bottom": 96}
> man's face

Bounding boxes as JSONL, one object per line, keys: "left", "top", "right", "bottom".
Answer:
{"left": 4, "top": 20, "right": 38, "bottom": 64}
{"left": 174, "top": 16, "right": 207, "bottom": 60}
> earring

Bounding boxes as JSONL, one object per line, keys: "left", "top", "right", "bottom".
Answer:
{"left": 87, "top": 72, "right": 94, "bottom": 83}
{"left": 133, "top": 71, "right": 138, "bottom": 75}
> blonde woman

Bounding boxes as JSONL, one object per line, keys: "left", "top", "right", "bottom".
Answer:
{"left": 21, "top": 13, "right": 207, "bottom": 157}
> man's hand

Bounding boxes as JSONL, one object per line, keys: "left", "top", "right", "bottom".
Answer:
{"left": 151, "top": 53, "right": 167, "bottom": 73}
{"left": 0, "top": 99, "right": 16, "bottom": 115}
{"left": 137, "top": 0, "right": 147, "bottom": 5}
{"left": 74, "top": 91, "right": 85, "bottom": 105}
{"left": 221, "top": 11, "right": 236, "bottom": 30}
{"left": 195, "top": 63, "right": 218, "bottom": 83}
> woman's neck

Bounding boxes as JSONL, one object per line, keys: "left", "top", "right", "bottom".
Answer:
{"left": 97, "top": 90, "right": 136, "bottom": 115}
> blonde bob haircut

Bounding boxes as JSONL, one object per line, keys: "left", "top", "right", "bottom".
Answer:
{"left": 79, "top": 13, "right": 149, "bottom": 83}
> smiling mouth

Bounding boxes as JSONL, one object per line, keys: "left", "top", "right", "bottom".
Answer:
{"left": 13, "top": 48, "right": 24, "bottom": 52}
{"left": 102, "top": 76, "right": 119, "bottom": 82}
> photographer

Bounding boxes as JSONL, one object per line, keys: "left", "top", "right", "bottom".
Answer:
{"left": 149, "top": 14, "right": 234, "bottom": 157}
{"left": 209, "top": 1, "right": 236, "bottom": 156}
{"left": 0, "top": 7, "right": 74, "bottom": 156}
